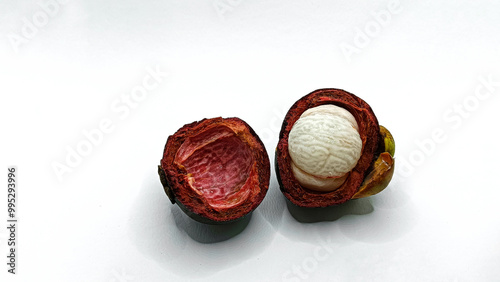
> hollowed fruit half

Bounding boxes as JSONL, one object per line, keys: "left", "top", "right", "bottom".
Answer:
{"left": 159, "top": 117, "right": 270, "bottom": 224}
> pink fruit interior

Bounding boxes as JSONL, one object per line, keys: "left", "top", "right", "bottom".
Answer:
{"left": 174, "top": 125, "right": 253, "bottom": 209}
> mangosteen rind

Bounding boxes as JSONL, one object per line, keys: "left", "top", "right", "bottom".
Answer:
{"left": 160, "top": 117, "right": 270, "bottom": 224}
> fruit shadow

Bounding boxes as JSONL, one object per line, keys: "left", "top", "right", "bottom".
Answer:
{"left": 280, "top": 177, "right": 417, "bottom": 245}
{"left": 285, "top": 197, "right": 374, "bottom": 223}
{"left": 128, "top": 171, "right": 276, "bottom": 279}
{"left": 170, "top": 206, "right": 252, "bottom": 244}
{"left": 168, "top": 169, "right": 288, "bottom": 244}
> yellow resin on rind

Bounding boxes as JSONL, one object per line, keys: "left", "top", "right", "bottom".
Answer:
{"left": 351, "top": 125, "right": 395, "bottom": 199}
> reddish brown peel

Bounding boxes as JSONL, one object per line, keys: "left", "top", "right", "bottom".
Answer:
{"left": 160, "top": 117, "right": 270, "bottom": 223}
{"left": 276, "top": 89, "right": 381, "bottom": 208}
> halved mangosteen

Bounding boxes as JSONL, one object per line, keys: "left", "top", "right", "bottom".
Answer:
{"left": 159, "top": 117, "right": 270, "bottom": 224}
{"left": 276, "top": 89, "right": 395, "bottom": 208}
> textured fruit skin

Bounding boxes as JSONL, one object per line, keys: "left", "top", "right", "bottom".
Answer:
{"left": 159, "top": 117, "right": 270, "bottom": 224}
{"left": 276, "top": 89, "right": 381, "bottom": 208}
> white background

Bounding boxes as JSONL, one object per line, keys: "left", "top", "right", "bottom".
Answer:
{"left": 1, "top": 0, "right": 500, "bottom": 281}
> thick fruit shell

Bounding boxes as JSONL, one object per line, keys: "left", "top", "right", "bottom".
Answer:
{"left": 276, "top": 89, "right": 382, "bottom": 208}
{"left": 159, "top": 117, "right": 270, "bottom": 224}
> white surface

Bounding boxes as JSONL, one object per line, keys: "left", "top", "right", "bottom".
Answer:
{"left": 1, "top": 0, "right": 500, "bottom": 281}
{"left": 288, "top": 105, "right": 362, "bottom": 191}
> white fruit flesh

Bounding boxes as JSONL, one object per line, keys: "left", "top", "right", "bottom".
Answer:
{"left": 288, "top": 105, "right": 362, "bottom": 192}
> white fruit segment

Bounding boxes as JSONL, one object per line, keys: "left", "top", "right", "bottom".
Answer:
{"left": 288, "top": 105, "right": 362, "bottom": 192}
{"left": 291, "top": 162, "right": 349, "bottom": 192}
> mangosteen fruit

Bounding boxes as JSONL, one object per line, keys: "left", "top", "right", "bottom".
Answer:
{"left": 159, "top": 117, "right": 270, "bottom": 224}
{"left": 276, "top": 89, "right": 395, "bottom": 208}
